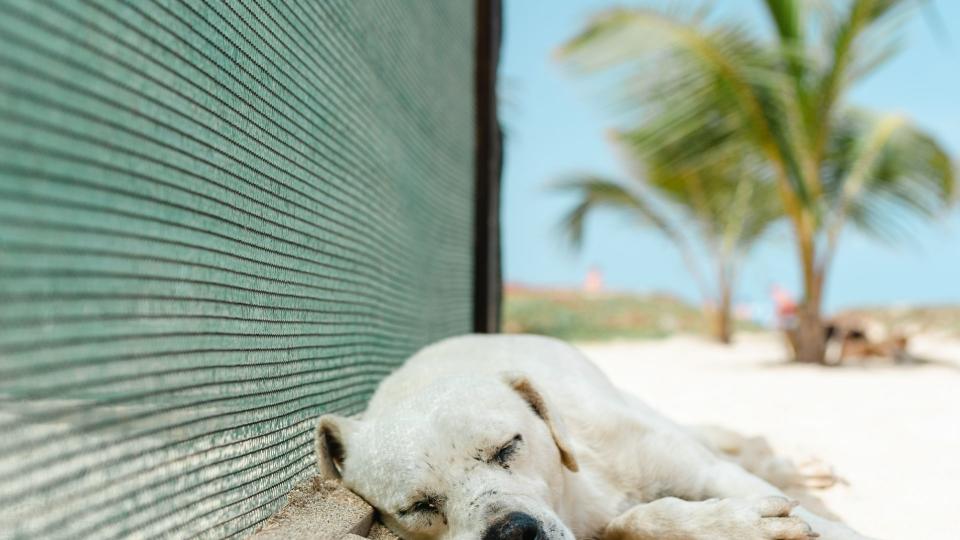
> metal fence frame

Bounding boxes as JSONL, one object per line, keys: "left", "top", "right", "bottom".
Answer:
{"left": 473, "top": 0, "right": 503, "bottom": 333}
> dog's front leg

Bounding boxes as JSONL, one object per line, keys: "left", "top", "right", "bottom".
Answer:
{"left": 603, "top": 496, "right": 816, "bottom": 540}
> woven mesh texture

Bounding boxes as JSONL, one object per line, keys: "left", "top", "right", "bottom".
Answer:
{"left": 0, "top": 1, "right": 475, "bottom": 538}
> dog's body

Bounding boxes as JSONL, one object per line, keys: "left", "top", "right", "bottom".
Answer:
{"left": 317, "top": 334, "right": 871, "bottom": 540}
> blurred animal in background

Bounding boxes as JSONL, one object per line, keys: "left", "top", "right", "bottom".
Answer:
{"left": 824, "top": 316, "right": 912, "bottom": 365}
{"left": 772, "top": 285, "right": 911, "bottom": 365}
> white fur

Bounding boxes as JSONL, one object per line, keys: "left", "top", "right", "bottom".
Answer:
{"left": 317, "top": 334, "right": 873, "bottom": 540}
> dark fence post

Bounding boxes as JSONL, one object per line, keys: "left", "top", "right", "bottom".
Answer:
{"left": 473, "top": 0, "right": 504, "bottom": 333}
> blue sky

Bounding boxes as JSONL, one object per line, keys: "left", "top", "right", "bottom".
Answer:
{"left": 500, "top": 0, "right": 960, "bottom": 316}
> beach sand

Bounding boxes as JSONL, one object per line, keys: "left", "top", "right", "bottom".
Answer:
{"left": 579, "top": 333, "right": 960, "bottom": 540}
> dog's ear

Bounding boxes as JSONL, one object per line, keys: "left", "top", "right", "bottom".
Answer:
{"left": 503, "top": 373, "right": 579, "bottom": 472}
{"left": 315, "top": 415, "right": 358, "bottom": 480}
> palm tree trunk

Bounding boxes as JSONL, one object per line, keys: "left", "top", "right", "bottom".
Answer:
{"left": 781, "top": 215, "right": 828, "bottom": 363}
{"left": 708, "top": 287, "right": 733, "bottom": 344}
{"left": 707, "top": 267, "right": 734, "bottom": 345}
{"left": 791, "top": 267, "right": 826, "bottom": 364}
{"left": 793, "top": 302, "right": 825, "bottom": 363}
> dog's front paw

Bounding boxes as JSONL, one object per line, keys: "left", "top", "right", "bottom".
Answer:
{"left": 707, "top": 496, "right": 818, "bottom": 540}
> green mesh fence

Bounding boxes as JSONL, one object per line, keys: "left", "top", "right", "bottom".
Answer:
{"left": 0, "top": 1, "right": 476, "bottom": 537}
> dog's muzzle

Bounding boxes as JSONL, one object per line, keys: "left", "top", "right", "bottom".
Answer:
{"left": 482, "top": 512, "right": 543, "bottom": 540}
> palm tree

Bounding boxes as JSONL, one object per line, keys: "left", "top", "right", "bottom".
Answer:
{"left": 558, "top": 0, "right": 955, "bottom": 362}
{"left": 558, "top": 132, "right": 780, "bottom": 343}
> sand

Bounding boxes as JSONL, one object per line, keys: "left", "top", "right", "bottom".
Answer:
{"left": 578, "top": 333, "right": 960, "bottom": 540}
{"left": 252, "top": 478, "right": 374, "bottom": 540}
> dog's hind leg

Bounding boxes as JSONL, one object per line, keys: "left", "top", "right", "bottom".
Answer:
{"left": 602, "top": 495, "right": 816, "bottom": 540}
{"left": 611, "top": 421, "right": 867, "bottom": 540}
{"left": 601, "top": 398, "right": 868, "bottom": 539}
{"left": 688, "top": 424, "right": 838, "bottom": 490}
{"left": 701, "top": 461, "right": 870, "bottom": 540}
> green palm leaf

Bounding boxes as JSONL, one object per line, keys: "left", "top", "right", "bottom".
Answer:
{"left": 554, "top": 176, "right": 677, "bottom": 250}
{"left": 823, "top": 109, "right": 956, "bottom": 245}
{"left": 559, "top": 6, "right": 812, "bottom": 209}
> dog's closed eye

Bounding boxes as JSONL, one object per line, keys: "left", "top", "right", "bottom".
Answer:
{"left": 399, "top": 494, "right": 443, "bottom": 517}
{"left": 490, "top": 434, "right": 522, "bottom": 469}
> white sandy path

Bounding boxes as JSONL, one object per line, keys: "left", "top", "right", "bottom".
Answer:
{"left": 577, "top": 333, "right": 960, "bottom": 540}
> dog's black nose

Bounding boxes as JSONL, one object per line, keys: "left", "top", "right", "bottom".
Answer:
{"left": 482, "top": 512, "right": 542, "bottom": 540}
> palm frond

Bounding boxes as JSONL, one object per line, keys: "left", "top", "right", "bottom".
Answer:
{"left": 814, "top": 0, "right": 915, "bottom": 153}
{"left": 558, "top": 7, "right": 812, "bottom": 212}
{"left": 553, "top": 176, "right": 677, "bottom": 250}
{"left": 614, "top": 127, "right": 780, "bottom": 246}
{"left": 823, "top": 109, "right": 956, "bottom": 243}
{"left": 762, "top": 0, "right": 811, "bottom": 121}
{"left": 763, "top": 0, "right": 804, "bottom": 44}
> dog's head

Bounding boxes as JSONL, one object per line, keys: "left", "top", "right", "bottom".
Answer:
{"left": 316, "top": 373, "right": 579, "bottom": 540}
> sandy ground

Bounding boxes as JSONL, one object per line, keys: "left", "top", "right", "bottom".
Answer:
{"left": 578, "top": 333, "right": 960, "bottom": 540}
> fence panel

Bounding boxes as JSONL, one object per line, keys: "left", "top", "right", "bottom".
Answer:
{"left": 0, "top": 1, "right": 476, "bottom": 537}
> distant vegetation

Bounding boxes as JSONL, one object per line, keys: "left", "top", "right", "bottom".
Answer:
{"left": 502, "top": 286, "right": 758, "bottom": 342}
{"left": 836, "top": 306, "right": 960, "bottom": 337}
{"left": 503, "top": 285, "right": 960, "bottom": 342}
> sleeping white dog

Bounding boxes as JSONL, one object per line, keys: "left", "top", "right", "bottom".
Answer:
{"left": 316, "top": 334, "right": 872, "bottom": 540}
